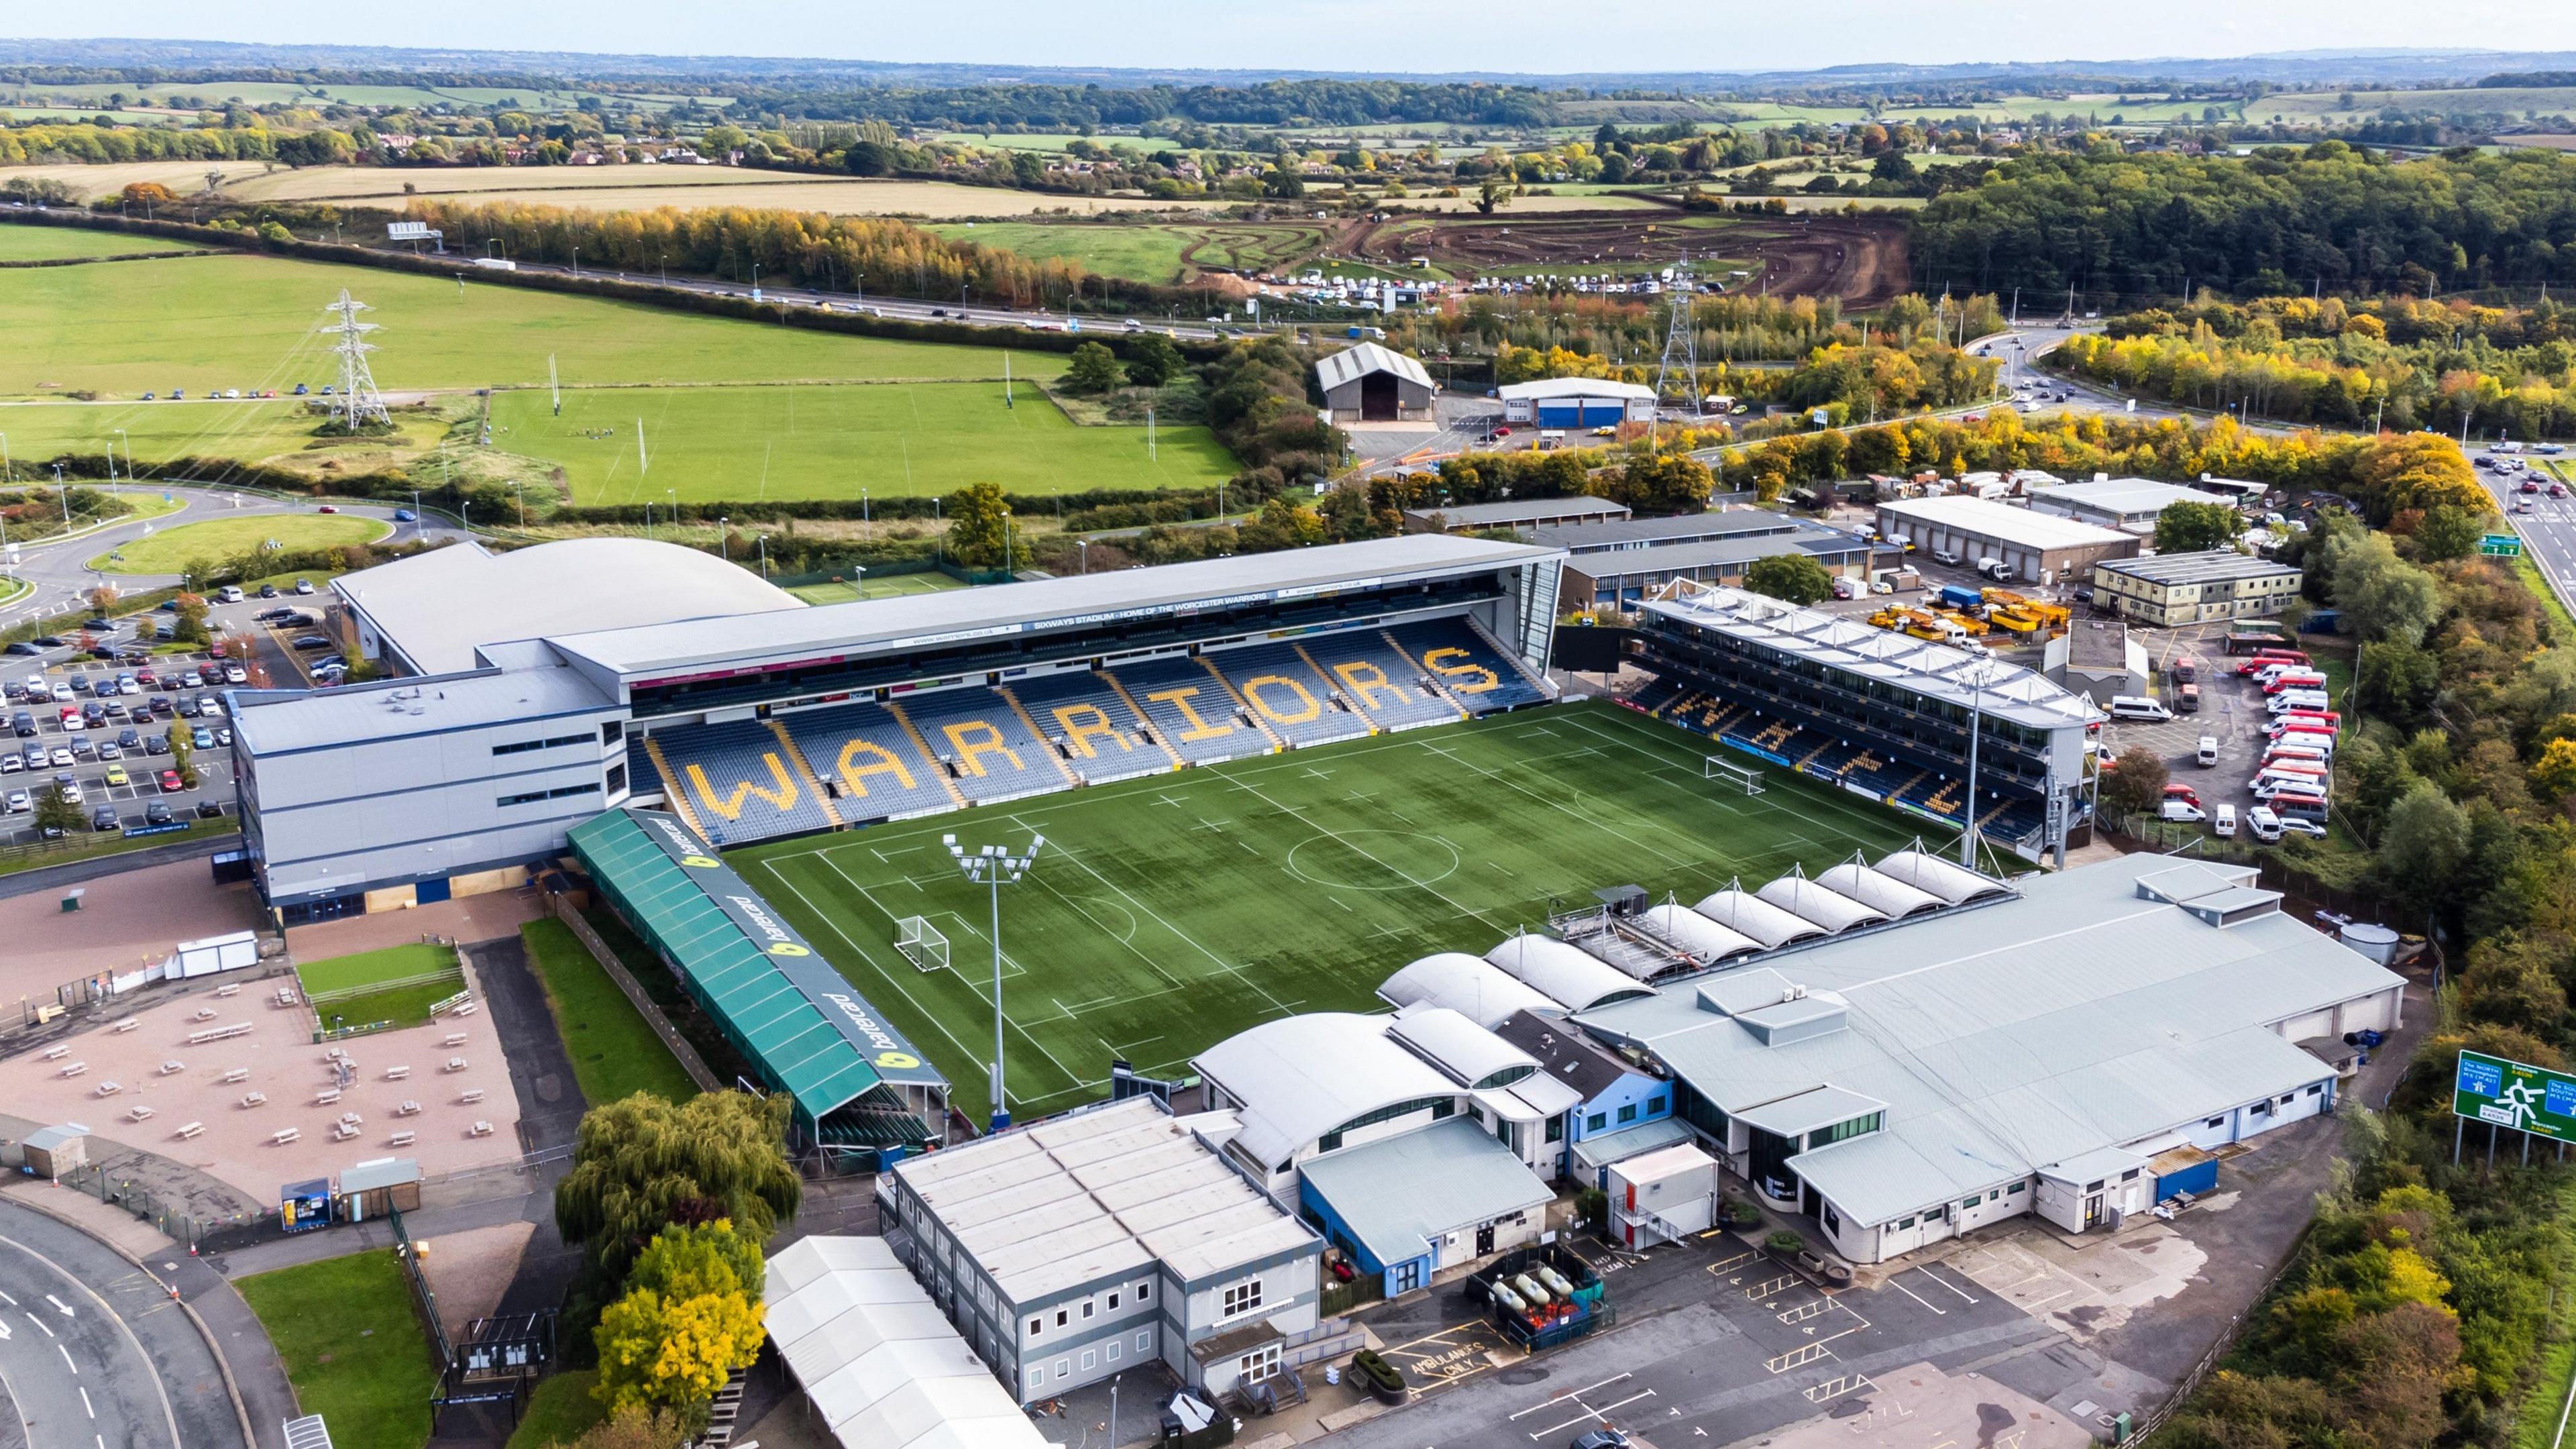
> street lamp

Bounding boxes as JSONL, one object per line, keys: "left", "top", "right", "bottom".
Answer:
{"left": 755, "top": 535, "right": 768, "bottom": 579}
{"left": 1958, "top": 658, "right": 1996, "bottom": 869}
{"left": 1077, "top": 539, "right": 1090, "bottom": 575}
{"left": 718, "top": 517, "right": 731, "bottom": 562}
{"left": 945, "top": 832, "right": 1044, "bottom": 1133}
{"left": 112, "top": 428, "right": 129, "bottom": 487}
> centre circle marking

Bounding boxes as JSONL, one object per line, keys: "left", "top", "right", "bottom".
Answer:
{"left": 1284, "top": 830, "right": 1460, "bottom": 892}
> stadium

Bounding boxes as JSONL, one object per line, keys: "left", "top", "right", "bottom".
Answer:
{"left": 229, "top": 532, "right": 2094, "bottom": 1131}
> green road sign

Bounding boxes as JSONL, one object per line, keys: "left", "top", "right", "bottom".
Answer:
{"left": 2480, "top": 534, "right": 2524, "bottom": 557}
{"left": 2453, "top": 1049, "right": 2576, "bottom": 1140}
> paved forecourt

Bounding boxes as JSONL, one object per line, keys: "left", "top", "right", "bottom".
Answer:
{"left": 735, "top": 699, "right": 1924, "bottom": 1121}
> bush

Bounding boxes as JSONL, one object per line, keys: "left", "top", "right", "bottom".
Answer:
{"left": 1767, "top": 1230, "right": 1807, "bottom": 1255}
{"left": 1350, "top": 1349, "right": 1405, "bottom": 1393}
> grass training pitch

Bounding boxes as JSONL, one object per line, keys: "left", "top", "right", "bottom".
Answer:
{"left": 0, "top": 251, "right": 1054, "bottom": 398}
{"left": 490, "top": 381, "right": 1238, "bottom": 503}
{"left": 0, "top": 223, "right": 203, "bottom": 260}
{"left": 237, "top": 1252, "right": 438, "bottom": 1449}
{"left": 91, "top": 512, "right": 392, "bottom": 573}
{"left": 735, "top": 701, "right": 1927, "bottom": 1120}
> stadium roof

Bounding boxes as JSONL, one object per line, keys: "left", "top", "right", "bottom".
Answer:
{"left": 549, "top": 535, "right": 1562, "bottom": 682}
{"left": 2095, "top": 551, "right": 2300, "bottom": 586}
{"left": 766, "top": 1235, "right": 1053, "bottom": 1449}
{"left": 234, "top": 652, "right": 614, "bottom": 755}
{"left": 1192, "top": 1012, "right": 1458, "bottom": 1172}
{"left": 1876, "top": 496, "right": 2134, "bottom": 551}
{"left": 567, "top": 808, "right": 941, "bottom": 1126}
{"left": 1379, "top": 953, "right": 1562, "bottom": 1028}
{"left": 1641, "top": 581, "right": 2100, "bottom": 733}
{"left": 335, "top": 539, "right": 802, "bottom": 676}
{"left": 1574, "top": 854, "right": 2404, "bottom": 1226}
{"left": 1497, "top": 377, "right": 1657, "bottom": 401}
{"left": 1295, "top": 1118, "right": 1553, "bottom": 1267}
{"left": 1317, "top": 341, "right": 1435, "bottom": 394}
{"left": 891, "top": 1097, "right": 1316, "bottom": 1300}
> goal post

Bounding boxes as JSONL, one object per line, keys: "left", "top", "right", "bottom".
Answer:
{"left": 894, "top": 916, "right": 950, "bottom": 973}
{"left": 1703, "top": 755, "right": 1765, "bottom": 796}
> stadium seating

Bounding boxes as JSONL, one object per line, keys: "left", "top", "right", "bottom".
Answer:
{"left": 1201, "top": 643, "right": 1373, "bottom": 748}
{"left": 1385, "top": 619, "right": 1550, "bottom": 714}
{"left": 1625, "top": 676, "right": 1686, "bottom": 718}
{"left": 895, "top": 687, "right": 1075, "bottom": 804}
{"left": 776, "top": 702, "right": 965, "bottom": 822}
{"left": 645, "top": 719, "right": 839, "bottom": 845}
{"left": 1099, "top": 656, "right": 1275, "bottom": 766}
{"left": 1290, "top": 629, "right": 1462, "bottom": 731}
{"left": 625, "top": 735, "right": 661, "bottom": 800}
{"left": 1839, "top": 749, "right": 1922, "bottom": 801}
{"left": 1006, "top": 672, "right": 1175, "bottom": 782}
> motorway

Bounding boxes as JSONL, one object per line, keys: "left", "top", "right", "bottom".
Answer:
{"left": 0, "top": 1200, "right": 244, "bottom": 1449}
{"left": 2482, "top": 459, "right": 2576, "bottom": 611}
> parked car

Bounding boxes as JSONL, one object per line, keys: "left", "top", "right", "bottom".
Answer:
{"left": 291, "top": 635, "right": 335, "bottom": 651}
{"left": 3, "top": 791, "right": 25, "bottom": 814}
{"left": 158, "top": 769, "right": 185, "bottom": 792}
{"left": 144, "top": 801, "right": 173, "bottom": 825}
{"left": 89, "top": 804, "right": 117, "bottom": 831}
{"left": 102, "top": 763, "right": 127, "bottom": 786}
{"left": 191, "top": 727, "right": 213, "bottom": 750}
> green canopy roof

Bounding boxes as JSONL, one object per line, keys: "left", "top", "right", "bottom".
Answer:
{"left": 568, "top": 809, "right": 943, "bottom": 1126}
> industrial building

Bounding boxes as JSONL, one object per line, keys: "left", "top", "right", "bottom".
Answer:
{"left": 1574, "top": 855, "right": 2408, "bottom": 1263}
{"left": 1875, "top": 496, "right": 2140, "bottom": 586}
{"left": 2046, "top": 620, "right": 2147, "bottom": 705}
{"left": 1401, "top": 496, "right": 1631, "bottom": 535}
{"left": 2090, "top": 551, "right": 2304, "bottom": 628}
{"left": 878, "top": 1095, "right": 1345, "bottom": 1407}
{"left": 2027, "top": 478, "right": 2243, "bottom": 535}
{"left": 1316, "top": 341, "right": 1436, "bottom": 423}
{"left": 230, "top": 534, "right": 1565, "bottom": 918}
{"left": 1542, "top": 513, "right": 1874, "bottom": 607}
{"left": 1497, "top": 376, "right": 1657, "bottom": 429}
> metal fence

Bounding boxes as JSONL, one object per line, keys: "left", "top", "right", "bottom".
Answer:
{"left": 50, "top": 1159, "right": 273, "bottom": 1252}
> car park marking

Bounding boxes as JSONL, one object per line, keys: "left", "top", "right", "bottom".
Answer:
{"left": 1509, "top": 1373, "right": 1653, "bottom": 1441}
{"left": 1803, "top": 1371, "right": 1874, "bottom": 1404}
{"left": 1888, "top": 1276, "right": 1945, "bottom": 1313}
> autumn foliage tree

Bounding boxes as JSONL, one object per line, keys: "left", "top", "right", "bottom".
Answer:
{"left": 593, "top": 1221, "right": 769, "bottom": 1417}
{"left": 555, "top": 1091, "right": 799, "bottom": 1283}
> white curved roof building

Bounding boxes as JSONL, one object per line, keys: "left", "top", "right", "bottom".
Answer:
{"left": 1193, "top": 1012, "right": 1459, "bottom": 1175}
{"left": 1693, "top": 888, "right": 1829, "bottom": 950}
{"left": 1757, "top": 874, "right": 1888, "bottom": 935}
{"left": 1387, "top": 1006, "right": 1540, "bottom": 1090}
{"left": 1485, "top": 934, "right": 1657, "bottom": 1014}
{"left": 1818, "top": 863, "right": 1947, "bottom": 920}
{"left": 1873, "top": 849, "right": 2014, "bottom": 905}
{"left": 1379, "top": 953, "right": 1561, "bottom": 1028}
{"left": 1639, "top": 904, "right": 1764, "bottom": 966}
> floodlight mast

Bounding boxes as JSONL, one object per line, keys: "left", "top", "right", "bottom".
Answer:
{"left": 946, "top": 832, "right": 1045, "bottom": 1132}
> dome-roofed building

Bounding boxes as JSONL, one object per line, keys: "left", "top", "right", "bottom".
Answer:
{"left": 1378, "top": 953, "right": 1562, "bottom": 1028}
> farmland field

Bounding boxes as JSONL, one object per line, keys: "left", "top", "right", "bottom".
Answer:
{"left": 926, "top": 219, "right": 1326, "bottom": 283}
{"left": 735, "top": 700, "right": 1923, "bottom": 1120}
{"left": 488, "top": 381, "right": 1236, "bottom": 503}
{"left": 0, "top": 225, "right": 203, "bottom": 260}
{"left": 0, "top": 250, "right": 1049, "bottom": 397}
{"left": 0, "top": 396, "right": 448, "bottom": 482}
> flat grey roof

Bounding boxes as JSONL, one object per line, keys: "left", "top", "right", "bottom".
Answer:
{"left": 550, "top": 535, "right": 1562, "bottom": 682}
{"left": 1565, "top": 533, "right": 1868, "bottom": 581}
{"left": 892, "top": 1097, "right": 1313, "bottom": 1301}
{"left": 1878, "top": 496, "right": 2133, "bottom": 551}
{"left": 2096, "top": 551, "right": 2299, "bottom": 586}
{"left": 1409, "top": 497, "right": 1632, "bottom": 528}
{"left": 235, "top": 655, "right": 613, "bottom": 756}
{"left": 1575, "top": 853, "right": 2404, "bottom": 1226}
{"left": 1536, "top": 510, "right": 1810, "bottom": 549}
{"left": 1296, "top": 1117, "right": 1553, "bottom": 1267}
{"left": 2029, "top": 478, "right": 2239, "bottom": 517}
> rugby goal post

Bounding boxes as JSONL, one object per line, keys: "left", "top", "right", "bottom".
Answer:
{"left": 894, "top": 916, "right": 950, "bottom": 973}
{"left": 1703, "top": 756, "right": 1765, "bottom": 796}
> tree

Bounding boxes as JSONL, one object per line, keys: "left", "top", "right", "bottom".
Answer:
{"left": 1236, "top": 497, "right": 1324, "bottom": 551}
{"left": 167, "top": 720, "right": 199, "bottom": 790}
{"left": 566, "top": 1406, "right": 692, "bottom": 1449}
{"left": 1123, "top": 335, "right": 1185, "bottom": 389}
{"left": 1603, "top": 453, "right": 1713, "bottom": 514}
{"left": 2530, "top": 737, "right": 2576, "bottom": 802}
{"left": 940, "top": 480, "right": 1028, "bottom": 572}
{"left": 1743, "top": 554, "right": 1838, "bottom": 605}
{"left": 554, "top": 1091, "right": 800, "bottom": 1283}
{"left": 2378, "top": 781, "right": 2469, "bottom": 910}
{"left": 2414, "top": 504, "right": 2484, "bottom": 564}
{"left": 172, "top": 591, "right": 210, "bottom": 647}
{"left": 32, "top": 783, "right": 80, "bottom": 836}
{"left": 1474, "top": 176, "right": 1510, "bottom": 214}
{"left": 1063, "top": 341, "right": 1122, "bottom": 394}
{"left": 2154, "top": 500, "right": 2245, "bottom": 554}
{"left": 594, "top": 1224, "right": 767, "bottom": 1418}
{"left": 2099, "top": 745, "right": 2170, "bottom": 818}
{"left": 2333, "top": 534, "right": 2443, "bottom": 647}
{"left": 85, "top": 583, "right": 120, "bottom": 614}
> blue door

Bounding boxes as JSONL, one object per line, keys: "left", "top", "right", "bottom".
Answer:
{"left": 414, "top": 875, "right": 451, "bottom": 904}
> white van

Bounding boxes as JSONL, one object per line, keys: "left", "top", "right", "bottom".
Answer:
{"left": 2267, "top": 690, "right": 2330, "bottom": 716}
{"left": 2159, "top": 798, "right": 2208, "bottom": 822}
{"left": 2245, "top": 805, "right": 2284, "bottom": 842}
{"left": 2196, "top": 735, "right": 2220, "bottom": 767}
{"left": 1931, "top": 548, "right": 1963, "bottom": 567}
{"left": 2214, "top": 803, "right": 2237, "bottom": 837}
{"left": 2108, "top": 695, "right": 2174, "bottom": 722}
{"left": 2263, "top": 745, "right": 2331, "bottom": 769}
{"left": 2273, "top": 732, "right": 2337, "bottom": 759}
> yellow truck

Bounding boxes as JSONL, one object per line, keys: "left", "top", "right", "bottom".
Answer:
{"left": 1986, "top": 607, "right": 2045, "bottom": 635}
{"left": 1982, "top": 588, "right": 2070, "bottom": 629}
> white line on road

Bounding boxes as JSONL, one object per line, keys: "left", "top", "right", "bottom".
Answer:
{"left": 26, "top": 1313, "right": 51, "bottom": 1338}
{"left": 1920, "top": 1265, "right": 1982, "bottom": 1303}
{"left": 1888, "top": 1276, "right": 1945, "bottom": 1314}
{"left": 57, "top": 1342, "right": 75, "bottom": 1373}
{"left": 1527, "top": 1391, "right": 1659, "bottom": 1440}
{"left": 44, "top": 1295, "right": 71, "bottom": 1317}
{"left": 1509, "top": 1373, "right": 1636, "bottom": 1419}
{"left": 0, "top": 1289, "right": 15, "bottom": 1306}
{"left": 80, "top": 1385, "right": 93, "bottom": 1417}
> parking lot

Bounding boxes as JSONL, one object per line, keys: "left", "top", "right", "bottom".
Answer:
{"left": 2091, "top": 621, "right": 2334, "bottom": 842}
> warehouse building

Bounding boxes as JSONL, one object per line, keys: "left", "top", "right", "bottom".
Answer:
{"left": 1875, "top": 496, "right": 2139, "bottom": 586}
{"left": 1555, "top": 520, "right": 1874, "bottom": 607}
{"left": 1401, "top": 496, "right": 1631, "bottom": 535}
{"left": 1573, "top": 855, "right": 2407, "bottom": 1265}
{"left": 879, "top": 1095, "right": 1343, "bottom": 1407}
{"left": 1498, "top": 377, "right": 1656, "bottom": 429}
{"left": 2090, "top": 551, "right": 2304, "bottom": 628}
{"left": 2027, "top": 478, "right": 2243, "bottom": 535}
{"left": 1317, "top": 341, "right": 1436, "bottom": 423}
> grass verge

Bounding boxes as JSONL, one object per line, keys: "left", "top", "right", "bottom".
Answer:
{"left": 523, "top": 917, "right": 699, "bottom": 1104}
{"left": 237, "top": 1251, "right": 439, "bottom": 1449}
{"left": 0, "top": 818, "right": 230, "bottom": 878}
{"left": 504, "top": 1370, "right": 605, "bottom": 1449}
{"left": 2515, "top": 553, "right": 2576, "bottom": 644}
{"left": 90, "top": 513, "right": 393, "bottom": 574}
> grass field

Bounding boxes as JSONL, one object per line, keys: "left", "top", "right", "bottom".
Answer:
{"left": 506, "top": 1371, "right": 605, "bottom": 1449}
{"left": 490, "top": 382, "right": 1236, "bottom": 503}
{"left": 0, "top": 224, "right": 202, "bottom": 260}
{"left": 733, "top": 700, "right": 1927, "bottom": 1120}
{"left": 786, "top": 570, "right": 968, "bottom": 604}
{"left": 521, "top": 918, "right": 700, "bottom": 1104}
{"left": 91, "top": 513, "right": 392, "bottom": 573}
{"left": 0, "top": 252, "right": 1054, "bottom": 399}
{"left": 238, "top": 1252, "right": 438, "bottom": 1449}
{"left": 298, "top": 943, "right": 466, "bottom": 1028}
{"left": 926, "top": 220, "right": 1326, "bottom": 284}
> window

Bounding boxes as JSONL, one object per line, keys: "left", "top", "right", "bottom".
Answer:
{"left": 1030, "top": 1366, "right": 1047, "bottom": 1388}
{"left": 496, "top": 782, "right": 600, "bottom": 808}
{"left": 1108, "top": 1291, "right": 1121, "bottom": 1309}
{"left": 1647, "top": 1095, "right": 1667, "bottom": 1116}
{"left": 2009, "top": 1181, "right": 2027, "bottom": 1194}
{"left": 1082, "top": 1350, "right": 1095, "bottom": 1371}
{"left": 2086, "top": 1180, "right": 2105, "bottom": 1193}
{"left": 600, "top": 720, "right": 623, "bottom": 746}
{"left": 1897, "top": 1216, "right": 1916, "bottom": 1229}
{"left": 1806, "top": 1112, "right": 1884, "bottom": 1151}
{"left": 1323, "top": 1095, "right": 1456, "bottom": 1141}
{"left": 1430, "top": 1099, "right": 1455, "bottom": 1120}
{"left": 1616, "top": 1103, "right": 1639, "bottom": 1124}
{"left": 1028, "top": 1318, "right": 1043, "bottom": 1338}
{"left": 1544, "top": 1116, "right": 1563, "bottom": 1144}
{"left": 2206, "top": 1116, "right": 2226, "bottom": 1129}
{"left": 605, "top": 762, "right": 627, "bottom": 797}
{"left": 1055, "top": 1358, "right": 1069, "bottom": 1379}
{"left": 1081, "top": 1300, "right": 1095, "bottom": 1320}
{"left": 491, "top": 733, "right": 592, "bottom": 757}
{"left": 1056, "top": 1309, "right": 1069, "bottom": 1328}
{"left": 2307, "top": 1085, "right": 2323, "bottom": 1097}
{"left": 2121, "top": 1169, "right": 2140, "bottom": 1182}
{"left": 1586, "top": 1112, "right": 1608, "bottom": 1132}
{"left": 1316, "top": 1130, "right": 1342, "bottom": 1154}
{"left": 1107, "top": 1338, "right": 1120, "bottom": 1363}
{"left": 1960, "top": 1197, "right": 1979, "bottom": 1210}
{"left": 1135, "top": 1330, "right": 1152, "bottom": 1353}
{"left": 1240, "top": 1345, "right": 1282, "bottom": 1384}
{"left": 1220, "top": 1278, "right": 1263, "bottom": 1319}
{"left": 1136, "top": 1281, "right": 1151, "bottom": 1303}
{"left": 2279, "top": 1094, "right": 2295, "bottom": 1106}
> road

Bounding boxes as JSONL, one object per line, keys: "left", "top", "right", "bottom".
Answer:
{"left": 0, "top": 1199, "right": 245, "bottom": 1449}
{"left": 2483, "top": 459, "right": 2576, "bottom": 613}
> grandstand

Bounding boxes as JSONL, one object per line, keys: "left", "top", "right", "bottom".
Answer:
{"left": 1624, "top": 580, "right": 2094, "bottom": 863}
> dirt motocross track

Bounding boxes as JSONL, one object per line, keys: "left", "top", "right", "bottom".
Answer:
{"left": 1346, "top": 209, "right": 1909, "bottom": 308}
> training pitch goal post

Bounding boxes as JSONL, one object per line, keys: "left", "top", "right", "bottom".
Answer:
{"left": 1703, "top": 756, "right": 1765, "bottom": 796}
{"left": 895, "top": 916, "right": 950, "bottom": 972}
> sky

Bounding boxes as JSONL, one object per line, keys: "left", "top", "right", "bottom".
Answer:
{"left": 14, "top": 3, "right": 2576, "bottom": 77}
